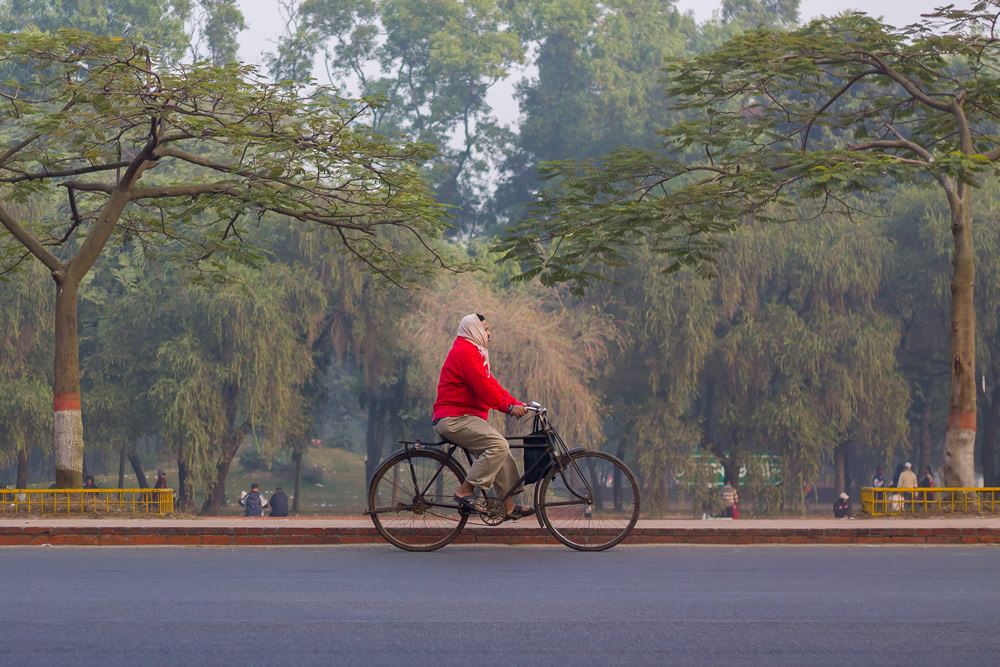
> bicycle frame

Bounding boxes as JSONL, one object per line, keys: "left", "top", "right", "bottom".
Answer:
{"left": 378, "top": 407, "right": 592, "bottom": 513}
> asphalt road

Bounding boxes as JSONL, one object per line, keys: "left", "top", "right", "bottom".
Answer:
{"left": 2, "top": 545, "right": 999, "bottom": 665}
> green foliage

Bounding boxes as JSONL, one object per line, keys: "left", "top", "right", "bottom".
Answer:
{"left": 147, "top": 261, "right": 325, "bottom": 505}
{"left": 0, "top": 30, "right": 447, "bottom": 284}
{"left": 269, "top": 0, "right": 525, "bottom": 230}
{"left": 738, "top": 457, "right": 784, "bottom": 517}
{"left": 0, "top": 260, "right": 52, "bottom": 464}
{"left": 497, "top": 6, "right": 1000, "bottom": 290}
{"left": 0, "top": 0, "right": 192, "bottom": 61}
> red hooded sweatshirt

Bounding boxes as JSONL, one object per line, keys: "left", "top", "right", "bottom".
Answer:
{"left": 432, "top": 337, "right": 520, "bottom": 421}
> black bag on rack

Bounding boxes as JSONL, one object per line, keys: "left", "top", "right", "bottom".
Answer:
{"left": 522, "top": 432, "right": 553, "bottom": 485}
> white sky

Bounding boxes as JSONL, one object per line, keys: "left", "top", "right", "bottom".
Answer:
{"left": 675, "top": 0, "right": 954, "bottom": 26}
{"left": 234, "top": 0, "right": 966, "bottom": 128}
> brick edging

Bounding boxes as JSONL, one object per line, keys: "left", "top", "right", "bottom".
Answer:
{"left": 0, "top": 525, "right": 997, "bottom": 546}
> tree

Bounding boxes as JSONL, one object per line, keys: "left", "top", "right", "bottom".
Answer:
{"left": 493, "top": 0, "right": 701, "bottom": 228}
{"left": 0, "top": 0, "right": 248, "bottom": 65}
{"left": 0, "top": 0, "right": 192, "bottom": 60}
{"left": 721, "top": 0, "right": 799, "bottom": 29}
{"left": 405, "top": 274, "right": 616, "bottom": 459}
{"left": 185, "top": 0, "right": 246, "bottom": 65}
{"left": 0, "top": 256, "right": 52, "bottom": 487}
{"left": 150, "top": 262, "right": 324, "bottom": 513}
{"left": 0, "top": 31, "right": 444, "bottom": 487}
{"left": 498, "top": 6, "right": 1000, "bottom": 487}
{"left": 267, "top": 0, "right": 525, "bottom": 232}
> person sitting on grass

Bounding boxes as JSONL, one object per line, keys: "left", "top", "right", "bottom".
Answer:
{"left": 239, "top": 483, "right": 267, "bottom": 517}
{"left": 431, "top": 312, "right": 534, "bottom": 521}
{"left": 269, "top": 487, "right": 289, "bottom": 517}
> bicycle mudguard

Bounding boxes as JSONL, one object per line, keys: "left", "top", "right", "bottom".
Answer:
{"left": 553, "top": 447, "right": 586, "bottom": 467}
{"left": 373, "top": 444, "right": 454, "bottom": 471}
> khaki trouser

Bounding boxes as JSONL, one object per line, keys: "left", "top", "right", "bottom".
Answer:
{"left": 434, "top": 415, "right": 522, "bottom": 498}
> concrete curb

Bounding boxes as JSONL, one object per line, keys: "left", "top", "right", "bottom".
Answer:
{"left": 2, "top": 522, "right": 999, "bottom": 546}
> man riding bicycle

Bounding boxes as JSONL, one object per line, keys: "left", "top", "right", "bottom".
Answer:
{"left": 431, "top": 313, "right": 535, "bottom": 521}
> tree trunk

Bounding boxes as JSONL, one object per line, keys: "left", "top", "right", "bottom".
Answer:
{"left": 53, "top": 276, "right": 83, "bottom": 489}
{"left": 176, "top": 456, "right": 193, "bottom": 512}
{"left": 365, "top": 399, "right": 383, "bottom": 485}
{"left": 200, "top": 431, "right": 242, "bottom": 515}
{"left": 128, "top": 449, "right": 149, "bottom": 489}
{"left": 918, "top": 400, "right": 933, "bottom": 478}
{"left": 292, "top": 449, "right": 303, "bottom": 514}
{"left": 721, "top": 456, "right": 739, "bottom": 490}
{"left": 834, "top": 443, "right": 846, "bottom": 496}
{"left": 16, "top": 448, "right": 28, "bottom": 488}
{"left": 943, "top": 199, "right": 978, "bottom": 488}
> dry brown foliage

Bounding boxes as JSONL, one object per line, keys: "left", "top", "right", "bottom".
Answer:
{"left": 405, "top": 277, "right": 617, "bottom": 449}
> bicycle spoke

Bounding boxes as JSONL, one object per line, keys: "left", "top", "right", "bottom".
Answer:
{"left": 368, "top": 451, "right": 468, "bottom": 551}
{"left": 539, "top": 452, "right": 639, "bottom": 551}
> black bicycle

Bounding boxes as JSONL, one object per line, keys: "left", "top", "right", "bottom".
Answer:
{"left": 366, "top": 403, "right": 640, "bottom": 551}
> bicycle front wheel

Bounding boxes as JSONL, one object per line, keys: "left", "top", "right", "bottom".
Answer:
{"left": 368, "top": 449, "right": 468, "bottom": 551}
{"left": 538, "top": 451, "right": 639, "bottom": 551}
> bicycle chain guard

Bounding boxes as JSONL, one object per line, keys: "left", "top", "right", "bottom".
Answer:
{"left": 480, "top": 498, "right": 507, "bottom": 526}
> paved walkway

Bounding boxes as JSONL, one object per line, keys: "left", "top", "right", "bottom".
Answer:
{"left": 2, "top": 516, "right": 999, "bottom": 546}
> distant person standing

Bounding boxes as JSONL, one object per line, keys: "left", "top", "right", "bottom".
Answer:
{"left": 919, "top": 466, "right": 935, "bottom": 502}
{"left": 154, "top": 470, "right": 168, "bottom": 489}
{"left": 872, "top": 466, "right": 885, "bottom": 488}
{"left": 83, "top": 475, "right": 98, "bottom": 489}
{"left": 898, "top": 462, "right": 918, "bottom": 511}
{"left": 893, "top": 463, "right": 906, "bottom": 487}
{"left": 833, "top": 492, "right": 851, "bottom": 518}
{"left": 269, "top": 488, "right": 289, "bottom": 517}
{"left": 898, "top": 462, "right": 918, "bottom": 488}
{"left": 721, "top": 483, "right": 739, "bottom": 518}
{"left": 239, "top": 483, "right": 267, "bottom": 517}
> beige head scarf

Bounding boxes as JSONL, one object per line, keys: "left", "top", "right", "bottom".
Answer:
{"left": 456, "top": 313, "right": 490, "bottom": 374}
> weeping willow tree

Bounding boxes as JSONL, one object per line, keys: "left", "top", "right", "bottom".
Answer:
{"left": 149, "top": 262, "right": 326, "bottom": 513}
{"left": 405, "top": 275, "right": 617, "bottom": 454}
{"left": 0, "top": 30, "right": 444, "bottom": 488}
{"left": 278, "top": 224, "right": 446, "bottom": 486}
{"left": 586, "top": 245, "right": 716, "bottom": 515}
{"left": 0, "top": 258, "right": 52, "bottom": 487}
{"left": 80, "top": 262, "right": 168, "bottom": 489}
{"left": 580, "top": 202, "right": 910, "bottom": 516}
{"left": 712, "top": 213, "right": 910, "bottom": 512}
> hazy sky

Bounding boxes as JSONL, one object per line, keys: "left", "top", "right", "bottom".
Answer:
{"left": 233, "top": 0, "right": 966, "bottom": 127}
{"left": 235, "top": 0, "right": 960, "bottom": 68}
{"left": 676, "top": 0, "right": 954, "bottom": 26}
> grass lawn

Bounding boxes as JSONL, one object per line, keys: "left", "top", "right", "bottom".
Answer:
{"left": 84, "top": 446, "right": 369, "bottom": 516}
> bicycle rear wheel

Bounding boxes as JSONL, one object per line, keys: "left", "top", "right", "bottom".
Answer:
{"left": 368, "top": 449, "right": 468, "bottom": 551}
{"left": 538, "top": 451, "right": 639, "bottom": 551}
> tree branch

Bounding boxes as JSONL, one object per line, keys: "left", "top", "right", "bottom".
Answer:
{"left": 0, "top": 161, "right": 131, "bottom": 184}
{"left": 853, "top": 50, "right": 952, "bottom": 111}
{"left": 0, "top": 205, "right": 66, "bottom": 275}
{"left": 801, "top": 69, "right": 879, "bottom": 150}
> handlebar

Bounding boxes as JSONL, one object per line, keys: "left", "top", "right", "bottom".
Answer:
{"left": 524, "top": 401, "right": 546, "bottom": 414}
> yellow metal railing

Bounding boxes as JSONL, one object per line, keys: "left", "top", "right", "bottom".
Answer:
{"left": 0, "top": 489, "right": 174, "bottom": 516}
{"left": 861, "top": 487, "right": 1000, "bottom": 516}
